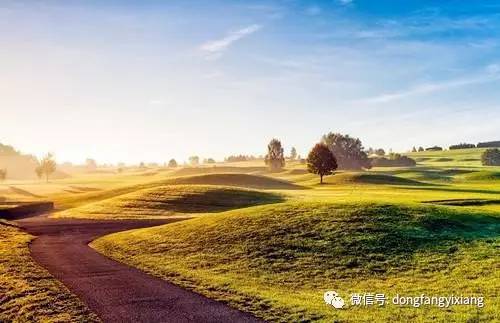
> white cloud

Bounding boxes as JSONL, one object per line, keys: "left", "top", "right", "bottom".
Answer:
{"left": 486, "top": 63, "right": 500, "bottom": 75}
{"left": 200, "top": 24, "right": 261, "bottom": 57}
{"left": 355, "top": 72, "right": 500, "bottom": 104}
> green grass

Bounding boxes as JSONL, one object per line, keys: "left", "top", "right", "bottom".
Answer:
{"left": 163, "top": 173, "right": 304, "bottom": 189}
{"left": 56, "top": 185, "right": 284, "bottom": 219}
{"left": 0, "top": 223, "right": 99, "bottom": 322}
{"left": 2, "top": 148, "right": 500, "bottom": 321}
{"left": 92, "top": 202, "right": 499, "bottom": 322}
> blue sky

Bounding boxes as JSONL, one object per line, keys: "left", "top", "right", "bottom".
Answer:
{"left": 1, "top": 0, "right": 499, "bottom": 164}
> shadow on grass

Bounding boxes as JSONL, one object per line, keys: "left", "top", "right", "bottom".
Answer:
{"left": 422, "top": 198, "right": 500, "bottom": 206}
{"left": 165, "top": 173, "right": 306, "bottom": 190}
{"left": 401, "top": 186, "right": 500, "bottom": 195}
{"left": 218, "top": 203, "right": 500, "bottom": 279}
{"left": 129, "top": 188, "right": 286, "bottom": 214}
{"left": 9, "top": 186, "right": 45, "bottom": 198}
{"left": 320, "top": 173, "right": 435, "bottom": 186}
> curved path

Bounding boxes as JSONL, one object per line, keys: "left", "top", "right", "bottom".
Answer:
{"left": 16, "top": 216, "right": 263, "bottom": 323}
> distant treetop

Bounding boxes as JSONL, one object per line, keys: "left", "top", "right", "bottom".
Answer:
{"left": 449, "top": 143, "right": 475, "bottom": 150}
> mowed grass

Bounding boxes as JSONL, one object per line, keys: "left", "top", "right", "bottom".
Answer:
{"left": 2, "top": 148, "right": 499, "bottom": 321}
{"left": 56, "top": 185, "right": 284, "bottom": 219}
{"left": 0, "top": 222, "right": 99, "bottom": 322}
{"left": 88, "top": 148, "right": 499, "bottom": 322}
{"left": 92, "top": 202, "right": 499, "bottom": 322}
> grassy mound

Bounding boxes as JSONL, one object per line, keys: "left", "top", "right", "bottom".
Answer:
{"left": 461, "top": 171, "right": 500, "bottom": 181}
{"left": 57, "top": 185, "right": 283, "bottom": 219}
{"left": 171, "top": 166, "right": 266, "bottom": 177}
{"left": 92, "top": 202, "right": 499, "bottom": 322}
{"left": 0, "top": 223, "right": 98, "bottom": 322}
{"left": 164, "top": 173, "right": 302, "bottom": 190}
{"left": 324, "top": 172, "right": 426, "bottom": 186}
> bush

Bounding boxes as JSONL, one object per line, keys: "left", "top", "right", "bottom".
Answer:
{"left": 477, "top": 141, "right": 500, "bottom": 148}
{"left": 481, "top": 148, "right": 500, "bottom": 166}
{"left": 371, "top": 154, "right": 416, "bottom": 167}
{"left": 225, "top": 155, "right": 257, "bottom": 162}
{"left": 449, "top": 143, "right": 476, "bottom": 150}
{"left": 425, "top": 146, "right": 443, "bottom": 151}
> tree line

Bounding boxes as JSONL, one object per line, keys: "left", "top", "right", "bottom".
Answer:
{"left": 264, "top": 133, "right": 373, "bottom": 183}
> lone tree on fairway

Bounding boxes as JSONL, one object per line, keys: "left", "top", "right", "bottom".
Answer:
{"left": 322, "top": 132, "right": 371, "bottom": 169}
{"left": 168, "top": 159, "right": 178, "bottom": 168}
{"left": 37, "top": 153, "right": 56, "bottom": 182}
{"left": 290, "top": 147, "right": 297, "bottom": 160}
{"left": 265, "top": 138, "right": 285, "bottom": 171}
{"left": 0, "top": 169, "right": 6, "bottom": 181}
{"left": 307, "top": 143, "right": 337, "bottom": 184}
{"left": 481, "top": 148, "right": 500, "bottom": 166}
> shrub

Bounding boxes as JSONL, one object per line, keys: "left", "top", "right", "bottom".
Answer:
{"left": 481, "top": 148, "right": 500, "bottom": 166}
{"left": 225, "top": 155, "right": 257, "bottom": 162}
{"left": 425, "top": 146, "right": 443, "bottom": 151}
{"left": 371, "top": 155, "right": 416, "bottom": 167}
{"left": 449, "top": 143, "right": 476, "bottom": 150}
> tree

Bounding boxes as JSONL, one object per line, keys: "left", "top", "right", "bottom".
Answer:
{"left": 85, "top": 158, "right": 97, "bottom": 171}
{"left": 204, "top": 158, "right": 216, "bottom": 164}
{"left": 307, "top": 143, "right": 337, "bottom": 184}
{"left": 37, "top": 153, "right": 56, "bottom": 183}
{"left": 0, "top": 169, "right": 6, "bottom": 181}
{"left": 321, "top": 133, "right": 371, "bottom": 169}
{"left": 264, "top": 138, "right": 285, "bottom": 171}
{"left": 290, "top": 147, "right": 297, "bottom": 160}
{"left": 481, "top": 148, "right": 500, "bottom": 166}
{"left": 168, "top": 159, "right": 178, "bottom": 168}
{"left": 35, "top": 165, "right": 43, "bottom": 180}
{"left": 418, "top": 146, "right": 424, "bottom": 152}
{"left": 477, "top": 141, "right": 500, "bottom": 148}
{"left": 412, "top": 146, "right": 417, "bottom": 152}
{"left": 375, "top": 148, "right": 385, "bottom": 156}
{"left": 0, "top": 143, "right": 19, "bottom": 156}
{"left": 189, "top": 156, "right": 199, "bottom": 166}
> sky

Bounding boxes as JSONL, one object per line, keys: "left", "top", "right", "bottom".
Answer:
{"left": 1, "top": 0, "right": 500, "bottom": 164}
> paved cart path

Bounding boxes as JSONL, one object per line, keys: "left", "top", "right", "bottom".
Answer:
{"left": 16, "top": 216, "right": 263, "bottom": 323}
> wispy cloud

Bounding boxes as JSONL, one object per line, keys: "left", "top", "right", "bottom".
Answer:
{"left": 339, "top": 0, "right": 353, "bottom": 5}
{"left": 355, "top": 69, "right": 500, "bottom": 104}
{"left": 200, "top": 24, "right": 261, "bottom": 58}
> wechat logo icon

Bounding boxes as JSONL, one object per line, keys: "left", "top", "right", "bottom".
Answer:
{"left": 324, "top": 291, "right": 345, "bottom": 309}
